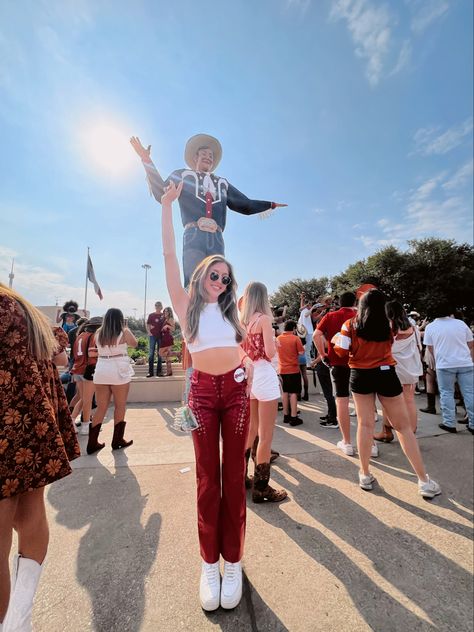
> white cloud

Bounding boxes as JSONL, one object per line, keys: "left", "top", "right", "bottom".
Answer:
{"left": 312, "top": 207, "right": 326, "bottom": 215}
{"left": 442, "top": 159, "right": 474, "bottom": 191}
{"left": 409, "top": 0, "right": 450, "bottom": 33}
{"left": 0, "top": 245, "right": 144, "bottom": 317}
{"left": 390, "top": 39, "right": 412, "bottom": 76}
{"left": 330, "top": 0, "right": 392, "bottom": 86}
{"left": 412, "top": 118, "right": 473, "bottom": 156}
{"left": 353, "top": 169, "right": 473, "bottom": 252}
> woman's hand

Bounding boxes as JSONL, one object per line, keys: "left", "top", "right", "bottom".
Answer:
{"left": 162, "top": 180, "right": 183, "bottom": 204}
{"left": 130, "top": 136, "right": 152, "bottom": 162}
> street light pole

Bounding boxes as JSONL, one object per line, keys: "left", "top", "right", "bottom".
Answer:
{"left": 142, "top": 264, "right": 151, "bottom": 325}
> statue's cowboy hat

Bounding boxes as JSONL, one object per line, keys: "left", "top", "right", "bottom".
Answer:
{"left": 185, "top": 134, "right": 222, "bottom": 170}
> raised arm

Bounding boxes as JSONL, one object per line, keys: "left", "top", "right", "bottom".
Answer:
{"left": 130, "top": 136, "right": 167, "bottom": 202}
{"left": 161, "top": 181, "right": 189, "bottom": 321}
{"left": 226, "top": 182, "right": 287, "bottom": 216}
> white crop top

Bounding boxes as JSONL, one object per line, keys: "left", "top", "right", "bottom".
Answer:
{"left": 186, "top": 302, "right": 239, "bottom": 353}
{"left": 96, "top": 332, "right": 129, "bottom": 357}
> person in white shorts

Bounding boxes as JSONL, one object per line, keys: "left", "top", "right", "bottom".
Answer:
{"left": 241, "top": 282, "right": 287, "bottom": 504}
{"left": 87, "top": 309, "right": 137, "bottom": 454}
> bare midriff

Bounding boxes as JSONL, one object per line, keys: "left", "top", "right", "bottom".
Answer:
{"left": 191, "top": 347, "right": 242, "bottom": 375}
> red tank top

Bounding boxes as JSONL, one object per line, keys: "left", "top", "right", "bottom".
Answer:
{"left": 244, "top": 315, "right": 271, "bottom": 362}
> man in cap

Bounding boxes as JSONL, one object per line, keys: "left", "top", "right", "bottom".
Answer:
{"left": 130, "top": 134, "right": 287, "bottom": 286}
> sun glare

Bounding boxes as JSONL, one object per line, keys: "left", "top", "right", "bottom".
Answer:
{"left": 78, "top": 120, "right": 136, "bottom": 178}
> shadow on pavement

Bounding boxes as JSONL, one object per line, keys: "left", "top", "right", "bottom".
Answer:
{"left": 48, "top": 455, "right": 161, "bottom": 632}
{"left": 259, "top": 458, "right": 472, "bottom": 631}
{"left": 203, "top": 572, "right": 289, "bottom": 632}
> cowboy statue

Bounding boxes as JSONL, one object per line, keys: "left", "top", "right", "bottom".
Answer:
{"left": 130, "top": 133, "right": 287, "bottom": 286}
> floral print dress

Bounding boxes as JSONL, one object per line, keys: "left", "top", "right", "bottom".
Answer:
{"left": 0, "top": 294, "right": 80, "bottom": 499}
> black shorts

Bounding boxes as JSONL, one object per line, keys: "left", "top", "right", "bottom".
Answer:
{"left": 83, "top": 364, "right": 96, "bottom": 381}
{"left": 331, "top": 365, "right": 351, "bottom": 398}
{"left": 280, "top": 373, "right": 301, "bottom": 394}
{"left": 350, "top": 366, "right": 402, "bottom": 397}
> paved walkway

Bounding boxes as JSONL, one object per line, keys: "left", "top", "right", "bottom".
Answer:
{"left": 18, "top": 394, "right": 473, "bottom": 631}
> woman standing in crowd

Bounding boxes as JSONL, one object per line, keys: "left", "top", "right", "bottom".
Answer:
{"left": 159, "top": 307, "right": 176, "bottom": 376}
{"left": 241, "top": 282, "right": 287, "bottom": 504}
{"left": 0, "top": 284, "right": 80, "bottom": 631}
{"left": 86, "top": 309, "right": 137, "bottom": 455}
{"left": 70, "top": 317, "right": 102, "bottom": 435}
{"left": 160, "top": 180, "right": 252, "bottom": 612}
{"left": 333, "top": 289, "right": 441, "bottom": 498}
{"left": 375, "top": 301, "right": 423, "bottom": 442}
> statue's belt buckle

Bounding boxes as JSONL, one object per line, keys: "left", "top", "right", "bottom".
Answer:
{"left": 197, "top": 217, "right": 218, "bottom": 233}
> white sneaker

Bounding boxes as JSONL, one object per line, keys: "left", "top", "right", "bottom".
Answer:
{"left": 337, "top": 440, "right": 354, "bottom": 456}
{"left": 418, "top": 476, "right": 441, "bottom": 499}
{"left": 220, "top": 560, "right": 242, "bottom": 609}
{"left": 359, "top": 472, "right": 375, "bottom": 490}
{"left": 199, "top": 561, "right": 220, "bottom": 611}
{"left": 79, "top": 422, "right": 90, "bottom": 436}
{"left": 371, "top": 443, "right": 379, "bottom": 458}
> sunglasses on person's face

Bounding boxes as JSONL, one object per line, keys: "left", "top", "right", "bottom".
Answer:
{"left": 209, "top": 270, "right": 231, "bottom": 286}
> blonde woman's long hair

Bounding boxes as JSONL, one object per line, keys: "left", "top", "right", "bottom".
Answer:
{"left": 240, "top": 282, "right": 273, "bottom": 327}
{"left": 0, "top": 283, "right": 58, "bottom": 361}
{"left": 186, "top": 255, "right": 245, "bottom": 343}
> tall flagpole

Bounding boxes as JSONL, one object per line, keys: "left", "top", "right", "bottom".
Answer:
{"left": 84, "top": 246, "right": 89, "bottom": 313}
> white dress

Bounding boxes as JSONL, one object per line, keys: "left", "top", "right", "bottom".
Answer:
{"left": 93, "top": 332, "right": 134, "bottom": 385}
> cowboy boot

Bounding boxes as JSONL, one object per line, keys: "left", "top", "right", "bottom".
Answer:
{"left": 2, "top": 555, "right": 43, "bottom": 632}
{"left": 244, "top": 448, "right": 253, "bottom": 489}
{"left": 374, "top": 423, "right": 394, "bottom": 443}
{"left": 86, "top": 423, "right": 105, "bottom": 455}
{"left": 166, "top": 360, "right": 173, "bottom": 376}
{"left": 419, "top": 393, "right": 437, "bottom": 414}
{"left": 111, "top": 421, "right": 133, "bottom": 450}
{"left": 252, "top": 463, "right": 288, "bottom": 503}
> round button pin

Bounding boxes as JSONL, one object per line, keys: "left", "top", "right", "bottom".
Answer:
{"left": 233, "top": 368, "right": 245, "bottom": 383}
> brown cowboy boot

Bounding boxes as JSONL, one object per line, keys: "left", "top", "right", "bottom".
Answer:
{"left": 374, "top": 424, "right": 394, "bottom": 443}
{"left": 111, "top": 421, "right": 133, "bottom": 450}
{"left": 245, "top": 448, "right": 253, "bottom": 489}
{"left": 252, "top": 463, "right": 288, "bottom": 503}
{"left": 87, "top": 423, "right": 105, "bottom": 455}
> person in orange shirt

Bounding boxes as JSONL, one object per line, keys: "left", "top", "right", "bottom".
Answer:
{"left": 333, "top": 289, "right": 441, "bottom": 499}
{"left": 277, "top": 320, "right": 304, "bottom": 426}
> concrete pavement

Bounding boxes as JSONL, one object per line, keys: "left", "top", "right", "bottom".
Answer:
{"left": 15, "top": 393, "right": 473, "bottom": 631}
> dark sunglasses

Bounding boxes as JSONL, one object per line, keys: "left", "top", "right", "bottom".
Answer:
{"left": 209, "top": 270, "right": 232, "bottom": 286}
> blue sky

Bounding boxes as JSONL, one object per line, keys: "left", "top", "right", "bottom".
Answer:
{"left": 1, "top": 0, "right": 472, "bottom": 317}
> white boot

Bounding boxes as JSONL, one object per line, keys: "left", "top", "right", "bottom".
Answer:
{"left": 220, "top": 560, "right": 242, "bottom": 609}
{"left": 199, "top": 561, "right": 220, "bottom": 611}
{"left": 3, "top": 555, "right": 43, "bottom": 632}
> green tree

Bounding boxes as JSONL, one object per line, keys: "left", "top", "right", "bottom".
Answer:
{"left": 270, "top": 277, "right": 330, "bottom": 320}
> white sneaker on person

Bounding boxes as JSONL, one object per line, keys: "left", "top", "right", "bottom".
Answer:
{"left": 220, "top": 560, "right": 242, "bottom": 609}
{"left": 371, "top": 443, "right": 379, "bottom": 458}
{"left": 418, "top": 476, "right": 441, "bottom": 499}
{"left": 199, "top": 561, "right": 220, "bottom": 611}
{"left": 359, "top": 472, "right": 375, "bottom": 490}
{"left": 337, "top": 440, "right": 354, "bottom": 456}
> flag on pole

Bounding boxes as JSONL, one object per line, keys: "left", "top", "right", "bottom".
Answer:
{"left": 87, "top": 255, "right": 103, "bottom": 300}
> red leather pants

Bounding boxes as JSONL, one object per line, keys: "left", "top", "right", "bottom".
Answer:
{"left": 188, "top": 366, "right": 250, "bottom": 563}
